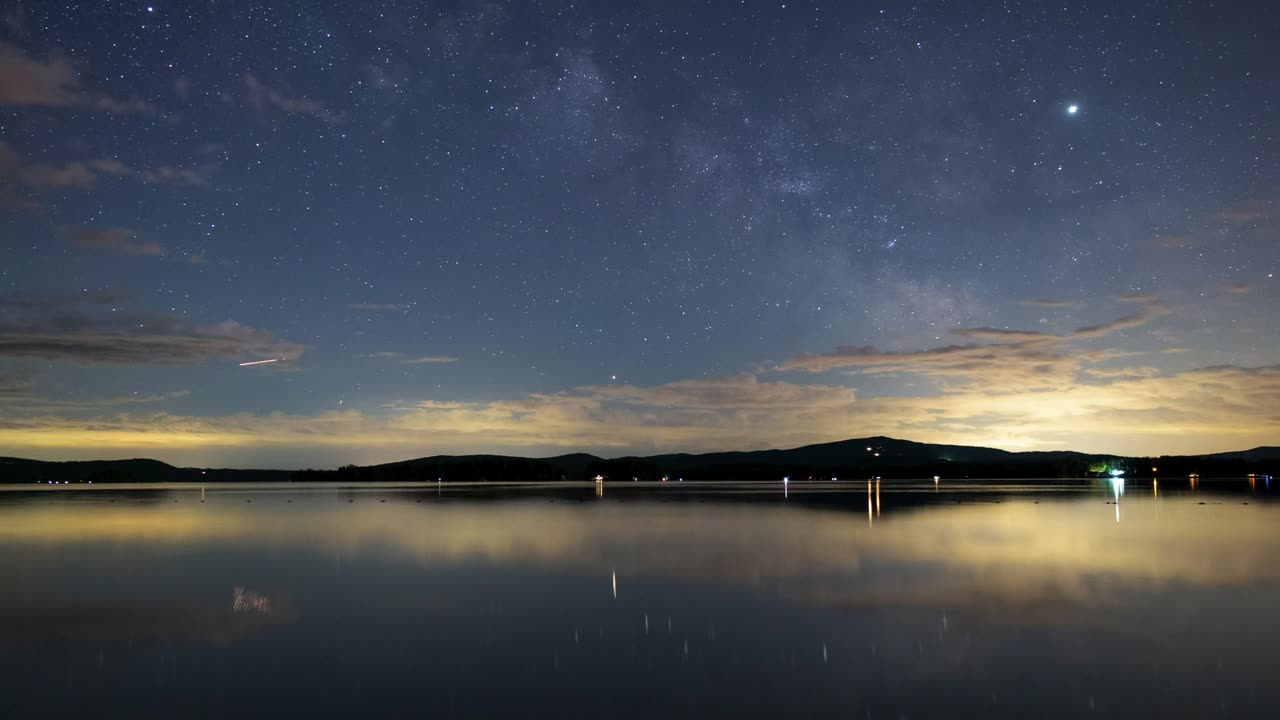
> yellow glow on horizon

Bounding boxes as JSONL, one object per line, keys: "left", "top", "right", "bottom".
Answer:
{"left": 0, "top": 363, "right": 1277, "bottom": 462}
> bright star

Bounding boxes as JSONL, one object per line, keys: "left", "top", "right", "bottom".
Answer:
{"left": 1067, "top": 104, "right": 1079, "bottom": 115}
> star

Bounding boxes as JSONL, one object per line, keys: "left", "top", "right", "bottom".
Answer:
{"left": 1067, "top": 104, "right": 1079, "bottom": 115}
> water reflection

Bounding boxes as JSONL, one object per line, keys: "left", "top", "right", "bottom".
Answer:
{"left": 1, "top": 484, "right": 1277, "bottom": 598}
{"left": 0, "top": 481, "right": 1276, "bottom": 718}
{"left": 232, "top": 587, "right": 272, "bottom": 615}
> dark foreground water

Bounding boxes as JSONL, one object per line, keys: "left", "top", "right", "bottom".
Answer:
{"left": 1, "top": 478, "right": 1277, "bottom": 719}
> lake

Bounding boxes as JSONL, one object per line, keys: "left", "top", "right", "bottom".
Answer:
{"left": 0, "top": 478, "right": 1276, "bottom": 718}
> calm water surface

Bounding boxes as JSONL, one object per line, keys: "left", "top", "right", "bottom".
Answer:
{"left": 1, "top": 479, "right": 1276, "bottom": 718}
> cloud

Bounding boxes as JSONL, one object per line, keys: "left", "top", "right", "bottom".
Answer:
{"left": 350, "top": 303, "right": 408, "bottom": 312}
{"left": 88, "top": 157, "right": 214, "bottom": 187}
{"left": 67, "top": 227, "right": 165, "bottom": 257}
{"left": 372, "top": 352, "right": 457, "bottom": 364}
{"left": 0, "top": 142, "right": 213, "bottom": 201}
{"left": 0, "top": 142, "right": 35, "bottom": 208}
{"left": 1150, "top": 233, "right": 1192, "bottom": 250}
{"left": 779, "top": 297, "right": 1167, "bottom": 393}
{"left": 0, "top": 193, "right": 37, "bottom": 209}
{"left": 244, "top": 74, "right": 338, "bottom": 121}
{"left": 0, "top": 43, "right": 156, "bottom": 113}
{"left": 79, "top": 287, "right": 131, "bottom": 304}
{"left": 1223, "top": 282, "right": 1250, "bottom": 296}
{"left": 88, "top": 158, "right": 131, "bottom": 176}
{"left": 20, "top": 161, "right": 95, "bottom": 188}
{"left": 138, "top": 165, "right": 214, "bottom": 187}
{"left": 0, "top": 326, "right": 300, "bottom": 366}
{"left": 0, "top": 362, "right": 1277, "bottom": 464}
{"left": 0, "top": 372, "right": 34, "bottom": 400}
{"left": 1070, "top": 299, "right": 1165, "bottom": 339}
{"left": 949, "top": 327, "right": 1055, "bottom": 343}
{"left": 3, "top": 388, "right": 192, "bottom": 412}
{"left": 1218, "top": 201, "right": 1270, "bottom": 225}
{"left": 0, "top": 292, "right": 302, "bottom": 365}
{"left": 581, "top": 373, "right": 856, "bottom": 411}
{"left": 1021, "top": 298, "right": 1077, "bottom": 308}
{"left": 1149, "top": 199, "right": 1275, "bottom": 252}
{"left": 0, "top": 375, "right": 865, "bottom": 458}
{"left": 0, "top": 43, "right": 78, "bottom": 106}
{"left": 403, "top": 355, "right": 458, "bottom": 365}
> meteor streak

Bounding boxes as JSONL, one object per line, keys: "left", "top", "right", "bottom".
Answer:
{"left": 239, "top": 358, "right": 281, "bottom": 367}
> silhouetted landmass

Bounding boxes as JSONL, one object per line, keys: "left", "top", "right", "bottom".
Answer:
{"left": 0, "top": 457, "right": 290, "bottom": 485}
{"left": 1201, "top": 446, "right": 1280, "bottom": 462}
{"left": 2, "top": 436, "right": 1276, "bottom": 484}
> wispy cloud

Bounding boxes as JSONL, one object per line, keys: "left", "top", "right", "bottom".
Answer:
{"left": 778, "top": 296, "right": 1167, "bottom": 393}
{"left": 0, "top": 372, "right": 34, "bottom": 400}
{"left": 67, "top": 227, "right": 165, "bottom": 257}
{"left": 1071, "top": 297, "right": 1165, "bottom": 339}
{"left": 403, "top": 355, "right": 458, "bottom": 365}
{"left": 1149, "top": 198, "right": 1275, "bottom": 251}
{"left": 2, "top": 388, "right": 191, "bottom": 412}
{"left": 21, "top": 161, "right": 95, "bottom": 188}
{"left": 0, "top": 43, "right": 156, "bottom": 114}
{"left": 0, "top": 362, "right": 1277, "bottom": 462}
{"left": 89, "top": 158, "right": 214, "bottom": 187}
{"left": 1218, "top": 201, "right": 1271, "bottom": 225}
{"left": 0, "top": 292, "right": 303, "bottom": 365}
{"left": 350, "top": 303, "right": 408, "bottom": 312}
{"left": 371, "top": 351, "right": 458, "bottom": 365}
{"left": 0, "top": 142, "right": 213, "bottom": 202}
{"left": 244, "top": 74, "right": 340, "bottom": 121}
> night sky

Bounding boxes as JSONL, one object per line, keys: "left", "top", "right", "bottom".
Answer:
{"left": 1, "top": 1, "right": 1276, "bottom": 468}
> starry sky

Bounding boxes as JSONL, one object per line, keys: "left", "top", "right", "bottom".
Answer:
{"left": 0, "top": 0, "right": 1276, "bottom": 468}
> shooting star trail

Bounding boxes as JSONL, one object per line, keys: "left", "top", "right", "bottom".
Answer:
{"left": 239, "top": 358, "right": 281, "bottom": 367}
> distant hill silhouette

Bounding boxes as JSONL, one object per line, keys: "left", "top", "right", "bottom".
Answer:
{"left": 0, "top": 457, "right": 290, "bottom": 484}
{"left": 2, "top": 436, "right": 1275, "bottom": 483}
{"left": 1201, "top": 447, "right": 1280, "bottom": 462}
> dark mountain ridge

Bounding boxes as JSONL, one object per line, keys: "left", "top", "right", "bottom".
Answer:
{"left": 3, "top": 436, "right": 1275, "bottom": 484}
